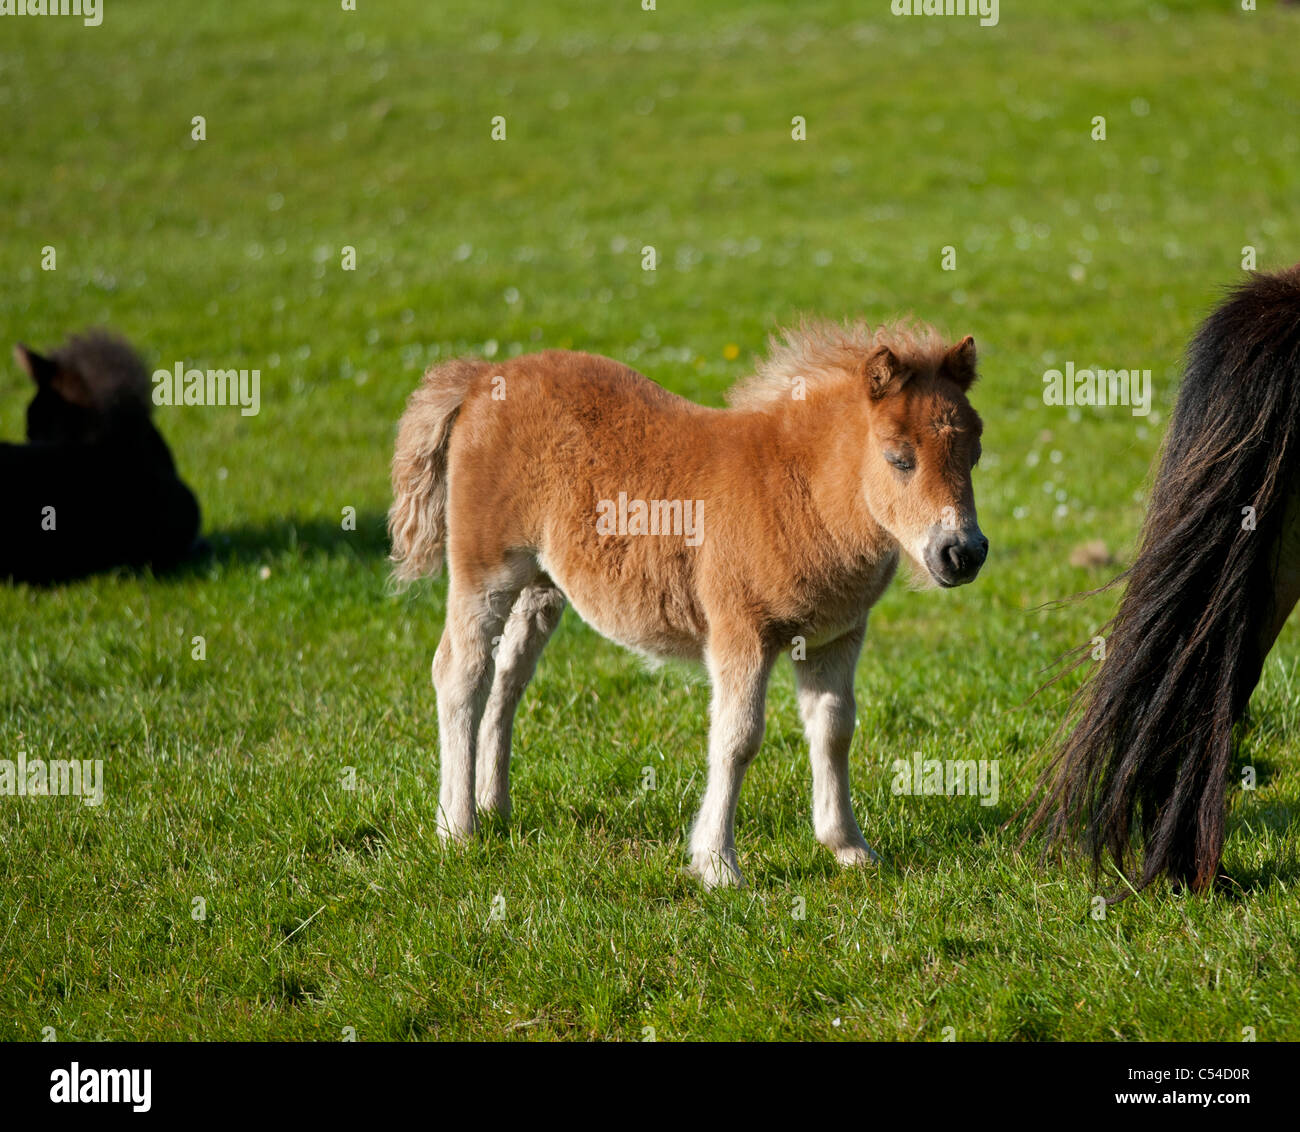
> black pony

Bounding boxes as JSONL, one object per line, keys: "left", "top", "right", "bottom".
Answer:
{"left": 1, "top": 330, "right": 202, "bottom": 583}
{"left": 1031, "top": 265, "right": 1300, "bottom": 894}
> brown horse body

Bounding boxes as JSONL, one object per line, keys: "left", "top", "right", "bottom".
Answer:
{"left": 391, "top": 322, "right": 986, "bottom": 886}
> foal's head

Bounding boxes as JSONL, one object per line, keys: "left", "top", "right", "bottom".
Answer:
{"left": 858, "top": 330, "right": 987, "bottom": 587}
{"left": 728, "top": 319, "right": 990, "bottom": 587}
{"left": 14, "top": 330, "right": 153, "bottom": 446}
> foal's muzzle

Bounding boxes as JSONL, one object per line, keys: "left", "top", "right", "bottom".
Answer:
{"left": 925, "top": 525, "right": 988, "bottom": 587}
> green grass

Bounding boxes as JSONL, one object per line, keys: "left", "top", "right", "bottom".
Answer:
{"left": 2, "top": 0, "right": 1299, "bottom": 1041}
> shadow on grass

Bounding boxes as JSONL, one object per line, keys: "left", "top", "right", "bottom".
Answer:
{"left": 1219, "top": 801, "right": 1300, "bottom": 897}
{"left": 3, "top": 510, "right": 394, "bottom": 588}
{"left": 214, "top": 509, "right": 390, "bottom": 561}
{"left": 1014, "top": 808, "right": 1300, "bottom": 903}
{"left": 173, "top": 509, "right": 392, "bottom": 575}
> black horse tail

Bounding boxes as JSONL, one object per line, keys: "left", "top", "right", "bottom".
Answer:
{"left": 1029, "top": 266, "right": 1300, "bottom": 893}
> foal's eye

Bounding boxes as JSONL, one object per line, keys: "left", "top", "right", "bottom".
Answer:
{"left": 885, "top": 450, "right": 915, "bottom": 473}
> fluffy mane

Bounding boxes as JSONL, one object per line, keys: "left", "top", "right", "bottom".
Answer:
{"left": 51, "top": 329, "right": 153, "bottom": 414}
{"left": 726, "top": 318, "right": 948, "bottom": 410}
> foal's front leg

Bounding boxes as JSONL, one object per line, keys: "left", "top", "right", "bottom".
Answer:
{"left": 795, "top": 624, "right": 876, "bottom": 867}
{"left": 689, "top": 639, "right": 775, "bottom": 889}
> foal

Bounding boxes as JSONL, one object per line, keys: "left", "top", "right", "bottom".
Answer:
{"left": 390, "top": 322, "right": 987, "bottom": 887}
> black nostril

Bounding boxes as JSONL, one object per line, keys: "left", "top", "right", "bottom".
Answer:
{"left": 941, "top": 533, "right": 986, "bottom": 576}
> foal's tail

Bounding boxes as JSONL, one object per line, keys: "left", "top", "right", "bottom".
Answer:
{"left": 1029, "top": 266, "right": 1300, "bottom": 893}
{"left": 388, "top": 358, "right": 485, "bottom": 581}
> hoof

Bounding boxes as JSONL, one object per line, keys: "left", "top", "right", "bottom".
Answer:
{"left": 833, "top": 843, "right": 879, "bottom": 868}
{"left": 475, "top": 797, "right": 511, "bottom": 824}
{"left": 436, "top": 815, "right": 477, "bottom": 845}
{"left": 690, "top": 850, "right": 745, "bottom": 890}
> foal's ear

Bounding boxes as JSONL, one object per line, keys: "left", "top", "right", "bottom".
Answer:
{"left": 941, "top": 335, "right": 978, "bottom": 391}
{"left": 864, "top": 345, "right": 909, "bottom": 400}
{"left": 14, "top": 344, "right": 94, "bottom": 407}
{"left": 14, "top": 344, "right": 55, "bottom": 385}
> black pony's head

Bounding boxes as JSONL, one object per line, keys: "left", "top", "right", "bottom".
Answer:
{"left": 14, "top": 330, "right": 153, "bottom": 446}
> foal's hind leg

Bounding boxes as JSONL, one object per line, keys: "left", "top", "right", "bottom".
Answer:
{"left": 795, "top": 624, "right": 876, "bottom": 867}
{"left": 432, "top": 572, "right": 525, "bottom": 843}
{"left": 475, "top": 580, "right": 566, "bottom": 821}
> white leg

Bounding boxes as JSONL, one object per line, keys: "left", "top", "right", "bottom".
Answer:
{"left": 475, "top": 581, "right": 566, "bottom": 820}
{"left": 795, "top": 624, "right": 876, "bottom": 867}
{"left": 689, "top": 643, "right": 774, "bottom": 889}
{"left": 432, "top": 580, "right": 512, "bottom": 843}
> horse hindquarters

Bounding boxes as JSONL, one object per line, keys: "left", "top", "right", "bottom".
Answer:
{"left": 1032, "top": 266, "right": 1300, "bottom": 893}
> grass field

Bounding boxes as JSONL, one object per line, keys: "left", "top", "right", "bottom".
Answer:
{"left": 2, "top": 0, "right": 1299, "bottom": 1041}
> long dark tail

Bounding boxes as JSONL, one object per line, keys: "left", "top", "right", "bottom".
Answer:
{"left": 1029, "top": 266, "right": 1300, "bottom": 893}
